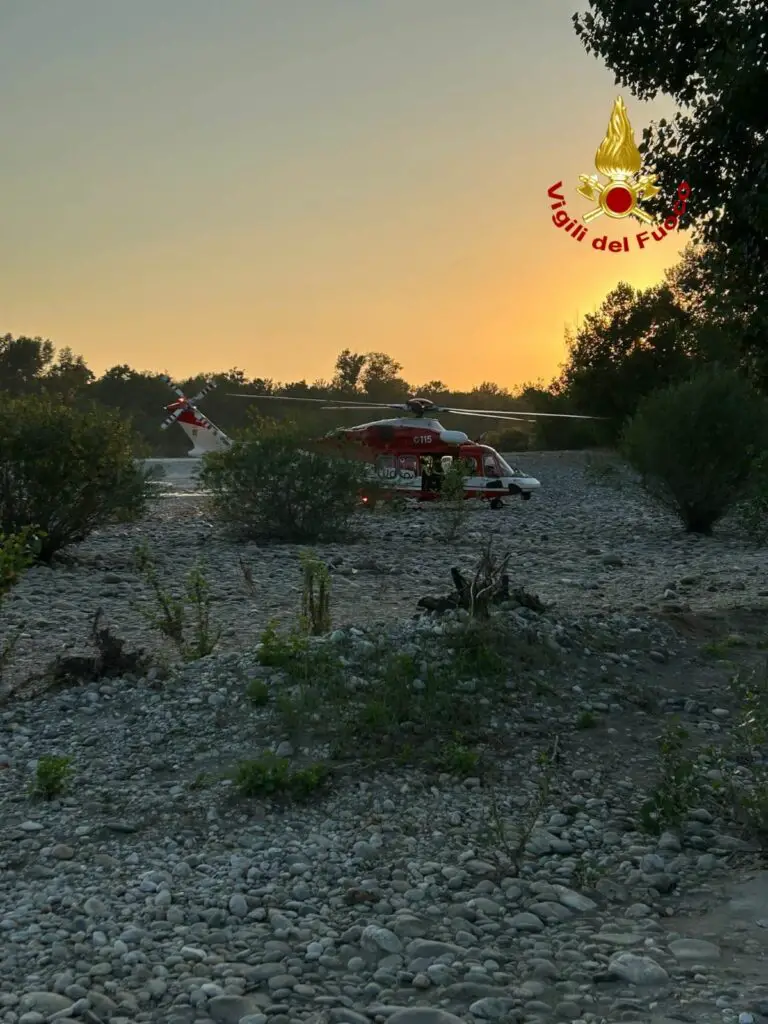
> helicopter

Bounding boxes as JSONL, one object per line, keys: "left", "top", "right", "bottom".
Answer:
{"left": 229, "top": 391, "right": 602, "bottom": 508}
{"left": 156, "top": 380, "right": 599, "bottom": 510}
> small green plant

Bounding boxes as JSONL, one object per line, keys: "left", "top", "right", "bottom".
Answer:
{"left": 481, "top": 744, "right": 559, "bottom": 876}
{"left": 299, "top": 549, "right": 331, "bottom": 635}
{"left": 434, "top": 737, "right": 481, "bottom": 776}
{"left": 232, "top": 752, "right": 329, "bottom": 801}
{"left": 29, "top": 755, "right": 73, "bottom": 800}
{"left": 575, "top": 710, "right": 598, "bottom": 729}
{"left": 702, "top": 635, "right": 747, "bottom": 660}
{"left": 638, "top": 723, "right": 701, "bottom": 833}
{"left": 134, "top": 543, "right": 222, "bottom": 661}
{"left": 246, "top": 678, "right": 270, "bottom": 705}
{"left": 0, "top": 526, "right": 43, "bottom": 598}
{"left": 257, "top": 620, "right": 309, "bottom": 667}
{"left": 437, "top": 459, "right": 470, "bottom": 541}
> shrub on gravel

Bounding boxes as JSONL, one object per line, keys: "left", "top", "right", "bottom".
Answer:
{"left": 621, "top": 367, "right": 768, "bottom": 535}
{"left": 0, "top": 527, "right": 42, "bottom": 684}
{"left": 0, "top": 527, "right": 41, "bottom": 600}
{"left": 134, "top": 543, "right": 222, "bottom": 662}
{"left": 734, "top": 449, "right": 768, "bottom": 546}
{"left": 199, "top": 418, "right": 369, "bottom": 542}
{"left": 232, "top": 752, "right": 330, "bottom": 801}
{"left": 29, "top": 754, "right": 73, "bottom": 800}
{"left": 0, "top": 394, "right": 151, "bottom": 561}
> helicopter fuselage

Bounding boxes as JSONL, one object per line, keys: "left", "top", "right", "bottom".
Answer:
{"left": 317, "top": 418, "right": 540, "bottom": 504}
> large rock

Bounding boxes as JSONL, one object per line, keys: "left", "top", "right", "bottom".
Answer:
{"left": 608, "top": 952, "right": 670, "bottom": 986}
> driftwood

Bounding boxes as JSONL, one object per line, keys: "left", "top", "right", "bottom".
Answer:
{"left": 418, "top": 566, "right": 546, "bottom": 616}
{"left": 45, "top": 608, "right": 151, "bottom": 688}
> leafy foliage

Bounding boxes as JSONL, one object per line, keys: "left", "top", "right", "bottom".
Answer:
{"left": 300, "top": 550, "right": 331, "bottom": 635}
{"left": 0, "top": 527, "right": 42, "bottom": 600}
{"left": 621, "top": 367, "right": 768, "bottom": 534}
{"left": 552, "top": 282, "right": 719, "bottom": 431}
{"left": 0, "top": 394, "right": 152, "bottom": 561}
{"left": 134, "top": 543, "right": 222, "bottom": 661}
{"left": 573, "top": 1, "right": 768, "bottom": 385}
{"left": 232, "top": 752, "right": 330, "bottom": 801}
{"left": 199, "top": 417, "right": 370, "bottom": 542}
{"left": 29, "top": 755, "right": 74, "bottom": 800}
{"left": 734, "top": 451, "right": 768, "bottom": 546}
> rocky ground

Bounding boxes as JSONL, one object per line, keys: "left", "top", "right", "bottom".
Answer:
{"left": 1, "top": 451, "right": 767, "bottom": 1024}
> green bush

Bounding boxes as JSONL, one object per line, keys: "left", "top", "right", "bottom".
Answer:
{"left": 199, "top": 418, "right": 370, "bottom": 542}
{"left": 0, "top": 394, "right": 151, "bottom": 561}
{"left": 0, "top": 527, "right": 42, "bottom": 600}
{"left": 735, "top": 450, "right": 768, "bottom": 545}
{"left": 621, "top": 368, "right": 768, "bottom": 535}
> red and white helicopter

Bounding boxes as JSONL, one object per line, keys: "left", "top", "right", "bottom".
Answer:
{"left": 158, "top": 377, "right": 599, "bottom": 509}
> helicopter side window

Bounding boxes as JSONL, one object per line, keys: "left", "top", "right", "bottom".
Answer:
{"left": 398, "top": 455, "right": 417, "bottom": 480}
{"left": 462, "top": 457, "right": 478, "bottom": 475}
{"left": 376, "top": 454, "right": 397, "bottom": 481}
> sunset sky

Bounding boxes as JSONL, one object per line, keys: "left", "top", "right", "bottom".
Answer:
{"left": 1, "top": 0, "right": 687, "bottom": 391}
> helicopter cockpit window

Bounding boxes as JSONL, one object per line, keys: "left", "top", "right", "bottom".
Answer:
{"left": 462, "top": 457, "right": 478, "bottom": 475}
{"left": 483, "top": 454, "right": 501, "bottom": 477}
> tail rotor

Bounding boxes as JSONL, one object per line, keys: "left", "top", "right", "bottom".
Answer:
{"left": 159, "top": 375, "right": 232, "bottom": 454}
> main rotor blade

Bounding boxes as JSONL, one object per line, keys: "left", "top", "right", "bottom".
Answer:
{"left": 227, "top": 393, "right": 407, "bottom": 411}
{"left": 443, "top": 407, "right": 603, "bottom": 421}
{"left": 160, "top": 374, "right": 186, "bottom": 399}
{"left": 189, "top": 381, "right": 217, "bottom": 404}
{"left": 160, "top": 407, "right": 184, "bottom": 430}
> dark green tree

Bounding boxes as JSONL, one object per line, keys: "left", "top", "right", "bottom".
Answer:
{"left": 0, "top": 335, "right": 55, "bottom": 394}
{"left": 332, "top": 349, "right": 367, "bottom": 394}
{"left": 360, "top": 353, "right": 409, "bottom": 403}
{"left": 554, "top": 282, "right": 699, "bottom": 427}
{"left": 44, "top": 347, "right": 94, "bottom": 402}
{"left": 573, "top": 0, "right": 768, "bottom": 384}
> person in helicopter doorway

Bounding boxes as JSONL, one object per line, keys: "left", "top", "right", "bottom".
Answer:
{"left": 420, "top": 455, "right": 436, "bottom": 492}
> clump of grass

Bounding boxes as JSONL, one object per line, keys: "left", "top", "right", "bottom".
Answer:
{"left": 437, "top": 459, "right": 470, "bottom": 541}
{"left": 706, "top": 660, "right": 768, "bottom": 843}
{"left": 299, "top": 549, "right": 331, "bottom": 635}
{"left": 433, "top": 735, "right": 481, "bottom": 776}
{"left": 638, "top": 723, "right": 701, "bottom": 834}
{"left": 29, "top": 755, "right": 73, "bottom": 800}
{"left": 134, "top": 542, "right": 222, "bottom": 661}
{"left": 246, "top": 678, "right": 269, "bottom": 705}
{"left": 479, "top": 743, "right": 560, "bottom": 877}
{"left": 232, "top": 751, "right": 329, "bottom": 801}
{"left": 702, "top": 634, "right": 748, "bottom": 660}
{"left": 575, "top": 710, "right": 598, "bottom": 729}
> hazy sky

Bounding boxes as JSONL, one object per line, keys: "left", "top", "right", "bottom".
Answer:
{"left": 0, "top": 0, "right": 685, "bottom": 390}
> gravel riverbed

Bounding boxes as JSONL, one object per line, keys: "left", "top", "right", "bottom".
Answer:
{"left": 1, "top": 451, "right": 767, "bottom": 1024}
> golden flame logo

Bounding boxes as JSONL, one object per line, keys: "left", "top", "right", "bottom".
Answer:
{"left": 577, "top": 97, "right": 660, "bottom": 224}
